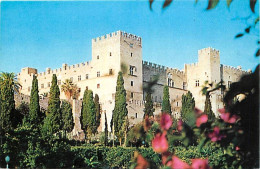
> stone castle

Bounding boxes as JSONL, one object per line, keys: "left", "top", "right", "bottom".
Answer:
{"left": 17, "top": 30, "right": 249, "bottom": 132}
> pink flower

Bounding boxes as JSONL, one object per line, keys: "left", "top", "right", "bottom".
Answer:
{"left": 177, "top": 120, "right": 183, "bottom": 132}
{"left": 219, "top": 109, "right": 239, "bottom": 124}
{"left": 235, "top": 146, "right": 240, "bottom": 151}
{"left": 160, "top": 113, "right": 173, "bottom": 130}
{"left": 196, "top": 114, "right": 208, "bottom": 127}
{"left": 135, "top": 154, "right": 149, "bottom": 169}
{"left": 152, "top": 131, "right": 168, "bottom": 153}
{"left": 194, "top": 108, "right": 203, "bottom": 116}
{"left": 162, "top": 151, "right": 172, "bottom": 165}
{"left": 191, "top": 159, "right": 210, "bottom": 169}
{"left": 171, "top": 156, "right": 190, "bottom": 169}
{"left": 208, "top": 127, "right": 226, "bottom": 142}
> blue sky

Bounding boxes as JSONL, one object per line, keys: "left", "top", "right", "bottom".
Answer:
{"left": 1, "top": 0, "right": 259, "bottom": 74}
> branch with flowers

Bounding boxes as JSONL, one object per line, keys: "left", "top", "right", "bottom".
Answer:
{"left": 130, "top": 65, "right": 259, "bottom": 169}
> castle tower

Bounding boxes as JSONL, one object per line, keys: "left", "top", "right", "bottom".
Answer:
{"left": 185, "top": 47, "right": 222, "bottom": 115}
{"left": 91, "top": 31, "right": 143, "bottom": 130}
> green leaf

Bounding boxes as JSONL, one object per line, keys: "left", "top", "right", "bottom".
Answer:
{"left": 255, "top": 49, "right": 260, "bottom": 57}
{"left": 250, "top": 0, "right": 257, "bottom": 13}
{"left": 149, "top": 0, "right": 154, "bottom": 10}
{"left": 235, "top": 33, "right": 244, "bottom": 38}
{"left": 226, "top": 0, "right": 233, "bottom": 8}
{"left": 163, "top": 0, "right": 173, "bottom": 9}
{"left": 206, "top": 0, "right": 219, "bottom": 10}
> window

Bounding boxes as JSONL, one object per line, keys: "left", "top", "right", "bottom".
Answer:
{"left": 109, "top": 69, "right": 113, "bottom": 75}
{"left": 78, "top": 88, "right": 81, "bottom": 93}
{"left": 97, "top": 55, "right": 99, "bottom": 59}
{"left": 130, "top": 43, "right": 133, "bottom": 48}
{"left": 135, "top": 113, "right": 137, "bottom": 118}
{"left": 183, "top": 82, "right": 187, "bottom": 90}
{"left": 41, "top": 84, "right": 44, "bottom": 89}
{"left": 86, "top": 86, "right": 88, "bottom": 90}
{"left": 177, "top": 102, "right": 179, "bottom": 107}
{"left": 70, "top": 77, "right": 73, "bottom": 82}
{"left": 228, "top": 81, "right": 232, "bottom": 88}
{"left": 131, "top": 53, "right": 133, "bottom": 57}
{"left": 86, "top": 74, "right": 89, "bottom": 79}
{"left": 28, "top": 87, "right": 30, "bottom": 92}
{"left": 78, "top": 75, "right": 81, "bottom": 81}
{"left": 48, "top": 82, "right": 51, "bottom": 87}
{"left": 131, "top": 81, "right": 134, "bottom": 86}
{"left": 155, "top": 96, "right": 157, "bottom": 102}
{"left": 97, "top": 71, "right": 100, "bottom": 77}
{"left": 172, "top": 81, "right": 174, "bottom": 87}
{"left": 130, "top": 66, "right": 134, "bottom": 75}
{"left": 131, "top": 92, "right": 134, "bottom": 98}
{"left": 110, "top": 52, "right": 112, "bottom": 56}
{"left": 195, "top": 80, "right": 200, "bottom": 87}
{"left": 168, "top": 79, "right": 172, "bottom": 87}
{"left": 58, "top": 80, "right": 61, "bottom": 85}
{"left": 97, "top": 84, "right": 100, "bottom": 88}
{"left": 24, "top": 79, "right": 26, "bottom": 82}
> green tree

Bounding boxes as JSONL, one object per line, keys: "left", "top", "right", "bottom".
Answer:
{"left": 143, "top": 92, "right": 155, "bottom": 118}
{"left": 162, "top": 85, "right": 172, "bottom": 114}
{"left": 181, "top": 91, "right": 195, "bottom": 126}
{"left": 27, "top": 75, "right": 41, "bottom": 128}
{"left": 0, "top": 72, "right": 16, "bottom": 132}
{"left": 80, "top": 89, "right": 96, "bottom": 141}
{"left": 61, "top": 101, "right": 74, "bottom": 138}
{"left": 61, "top": 79, "right": 79, "bottom": 100}
{"left": 204, "top": 93, "right": 215, "bottom": 121}
{"left": 104, "top": 112, "right": 108, "bottom": 146}
{"left": 43, "top": 74, "right": 61, "bottom": 135}
{"left": 94, "top": 94, "right": 101, "bottom": 134}
{"left": 112, "top": 72, "right": 128, "bottom": 146}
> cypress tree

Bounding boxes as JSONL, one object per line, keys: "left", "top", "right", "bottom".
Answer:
{"left": 61, "top": 101, "right": 74, "bottom": 138}
{"left": 28, "top": 75, "right": 41, "bottom": 128}
{"left": 143, "top": 92, "right": 155, "bottom": 118}
{"left": 94, "top": 94, "right": 101, "bottom": 134}
{"left": 0, "top": 73, "right": 16, "bottom": 132}
{"left": 86, "top": 90, "right": 96, "bottom": 138}
{"left": 43, "top": 74, "right": 61, "bottom": 135}
{"left": 204, "top": 93, "right": 215, "bottom": 121}
{"left": 104, "top": 112, "right": 108, "bottom": 146}
{"left": 162, "top": 85, "right": 172, "bottom": 114}
{"left": 112, "top": 72, "right": 128, "bottom": 146}
{"left": 181, "top": 91, "right": 196, "bottom": 126}
{"left": 80, "top": 89, "right": 88, "bottom": 139}
{"left": 80, "top": 89, "right": 96, "bottom": 140}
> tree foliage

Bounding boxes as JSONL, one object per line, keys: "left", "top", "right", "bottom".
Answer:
{"left": 94, "top": 94, "right": 101, "bottom": 133}
{"left": 143, "top": 93, "right": 155, "bottom": 118}
{"left": 204, "top": 93, "right": 215, "bottom": 121}
{"left": 43, "top": 74, "right": 61, "bottom": 135}
{"left": 162, "top": 85, "right": 172, "bottom": 114}
{"left": 0, "top": 72, "right": 16, "bottom": 132}
{"left": 61, "top": 79, "right": 79, "bottom": 100}
{"left": 27, "top": 75, "right": 41, "bottom": 128}
{"left": 112, "top": 72, "right": 128, "bottom": 145}
{"left": 104, "top": 112, "right": 108, "bottom": 146}
{"left": 61, "top": 101, "right": 74, "bottom": 136}
{"left": 181, "top": 91, "right": 195, "bottom": 126}
{"left": 80, "top": 89, "right": 96, "bottom": 139}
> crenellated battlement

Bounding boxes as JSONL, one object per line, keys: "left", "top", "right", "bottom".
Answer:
{"left": 37, "top": 61, "right": 91, "bottom": 77}
{"left": 167, "top": 68, "right": 185, "bottom": 76}
{"left": 199, "top": 47, "right": 220, "bottom": 55}
{"left": 143, "top": 60, "right": 167, "bottom": 72}
{"left": 92, "top": 30, "right": 142, "bottom": 43}
{"left": 222, "top": 64, "right": 249, "bottom": 73}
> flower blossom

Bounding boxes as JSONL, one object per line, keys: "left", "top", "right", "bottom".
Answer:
{"left": 208, "top": 126, "right": 226, "bottom": 142}
{"left": 191, "top": 159, "right": 210, "bottom": 169}
{"left": 177, "top": 120, "right": 183, "bottom": 132}
{"left": 152, "top": 131, "right": 168, "bottom": 153}
{"left": 134, "top": 152, "right": 149, "bottom": 169}
{"left": 219, "top": 108, "right": 239, "bottom": 124}
{"left": 160, "top": 113, "right": 173, "bottom": 130}
{"left": 196, "top": 114, "right": 208, "bottom": 127}
{"left": 171, "top": 156, "right": 190, "bottom": 169}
